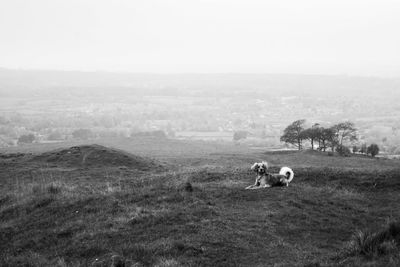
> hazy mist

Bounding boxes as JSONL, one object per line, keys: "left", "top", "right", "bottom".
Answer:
{"left": 1, "top": 0, "right": 400, "bottom": 76}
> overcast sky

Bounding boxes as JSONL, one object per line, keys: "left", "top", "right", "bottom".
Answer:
{"left": 1, "top": 0, "right": 399, "bottom": 77}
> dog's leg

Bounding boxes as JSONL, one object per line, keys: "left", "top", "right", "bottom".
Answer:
{"left": 248, "top": 185, "right": 263, "bottom": 190}
{"left": 279, "top": 176, "right": 290, "bottom": 187}
{"left": 246, "top": 181, "right": 259, "bottom": 190}
{"left": 245, "top": 185, "right": 256, "bottom": 189}
{"left": 246, "top": 183, "right": 263, "bottom": 189}
{"left": 246, "top": 176, "right": 261, "bottom": 190}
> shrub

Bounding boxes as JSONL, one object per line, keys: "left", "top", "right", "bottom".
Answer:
{"left": 336, "top": 145, "right": 351, "bottom": 157}
{"left": 367, "top": 144, "right": 380, "bottom": 157}
{"left": 184, "top": 182, "right": 193, "bottom": 192}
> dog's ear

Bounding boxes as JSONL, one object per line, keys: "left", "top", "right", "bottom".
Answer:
{"left": 251, "top": 163, "right": 259, "bottom": 171}
{"left": 261, "top": 161, "right": 268, "bottom": 170}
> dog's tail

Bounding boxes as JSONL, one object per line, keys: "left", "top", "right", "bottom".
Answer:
{"left": 279, "top": 167, "right": 294, "bottom": 183}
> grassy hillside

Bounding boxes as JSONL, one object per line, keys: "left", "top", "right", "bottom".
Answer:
{"left": 1, "top": 140, "right": 400, "bottom": 266}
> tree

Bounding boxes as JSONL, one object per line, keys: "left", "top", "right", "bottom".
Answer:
{"left": 233, "top": 131, "right": 248, "bottom": 141}
{"left": 18, "top": 134, "right": 35, "bottom": 144}
{"left": 302, "top": 123, "right": 321, "bottom": 150}
{"left": 332, "top": 122, "right": 358, "bottom": 147}
{"left": 352, "top": 145, "right": 359, "bottom": 154}
{"left": 317, "top": 127, "right": 336, "bottom": 152}
{"left": 367, "top": 144, "right": 380, "bottom": 157}
{"left": 280, "top": 119, "right": 306, "bottom": 150}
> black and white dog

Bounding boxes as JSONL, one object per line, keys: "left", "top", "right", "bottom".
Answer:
{"left": 245, "top": 161, "right": 294, "bottom": 189}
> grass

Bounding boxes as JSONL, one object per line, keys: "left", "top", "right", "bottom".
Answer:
{"left": 347, "top": 222, "right": 400, "bottom": 257}
{"left": 335, "top": 221, "right": 400, "bottom": 266}
{"left": 1, "top": 140, "right": 400, "bottom": 266}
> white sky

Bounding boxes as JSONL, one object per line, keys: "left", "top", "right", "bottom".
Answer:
{"left": 1, "top": 0, "right": 399, "bottom": 76}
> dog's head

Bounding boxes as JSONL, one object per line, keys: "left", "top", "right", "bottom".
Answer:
{"left": 251, "top": 161, "right": 268, "bottom": 175}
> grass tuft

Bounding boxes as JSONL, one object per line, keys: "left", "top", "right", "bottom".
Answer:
{"left": 344, "top": 221, "right": 400, "bottom": 258}
{"left": 183, "top": 182, "right": 193, "bottom": 192}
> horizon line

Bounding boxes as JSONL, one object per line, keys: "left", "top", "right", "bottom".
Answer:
{"left": 1, "top": 66, "right": 399, "bottom": 80}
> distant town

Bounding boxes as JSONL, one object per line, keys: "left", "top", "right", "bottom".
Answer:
{"left": 0, "top": 70, "right": 400, "bottom": 155}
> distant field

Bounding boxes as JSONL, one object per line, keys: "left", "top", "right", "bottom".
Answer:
{"left": 3, "top": 137, "right": 398, "bottom": 170}
{"left": 1, "top": 137, "right": 248, "bottom": 158}
{"left": 1, "top": 139, "right": 400, "bottom": 266}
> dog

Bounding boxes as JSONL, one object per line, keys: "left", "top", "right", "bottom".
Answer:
{"left": 245, "top": 161, "right": 294, "bottom": 189}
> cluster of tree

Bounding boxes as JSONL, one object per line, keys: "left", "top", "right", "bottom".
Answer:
{"left": 280, "top": 120, "right": 358, "bottom": 154}
{"left": 353, "top": 143, "right": 380, "bottom": 157}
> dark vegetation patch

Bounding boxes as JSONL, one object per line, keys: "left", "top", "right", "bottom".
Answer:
{"left": 0, "top": 153, "right": 33, "bottom": 167}
{"left": 332, "top": 221, "right": 400, "bottom": 266}
{"left": 0, "top": 195, "right": 12, "bottom": 207}
{"left": 347, "top": 221, "right": 400, "bottom": 257}
{"left": 30, "top": 144, "right": 164, "bottom": 171}
{"left": 183, "top": 181, "right": 193, "bottom": 192}
{"left": 0, "top": 152, "right": 29, "bottom": 159}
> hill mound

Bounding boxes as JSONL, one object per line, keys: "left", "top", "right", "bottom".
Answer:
{"left": 31, "top": 144, "right": 164, "bottom": 171}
